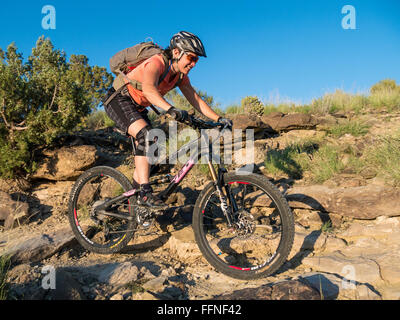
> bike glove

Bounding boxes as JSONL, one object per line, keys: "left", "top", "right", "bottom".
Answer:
{"left": 167, "top": 107, "right": 189, "bottom": 123}
{"left": 217, "top": 117, "right": 233, "bottom": 129}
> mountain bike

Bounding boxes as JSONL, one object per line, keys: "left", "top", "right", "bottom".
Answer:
{"left": 67, "top": 115, "right": 294, "bottom": 280}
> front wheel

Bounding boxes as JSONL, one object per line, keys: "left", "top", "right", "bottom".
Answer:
{"left": 192, "top": 172, "right": 294, "bottom": 280}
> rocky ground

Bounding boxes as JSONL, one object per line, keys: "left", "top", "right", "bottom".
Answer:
{"left": 1, "top": 111, "right": 400, "bottom": 300}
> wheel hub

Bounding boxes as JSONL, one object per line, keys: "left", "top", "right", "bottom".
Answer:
{"left": 233, "top": 209, "right": 256, "bottom": 238}
{"left": 91, "top": 199, "right": 108, "bottom": 223}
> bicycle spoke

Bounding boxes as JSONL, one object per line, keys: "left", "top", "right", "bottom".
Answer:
{"left": 70, "top": 170, "right": 135, "bottom": 252}
{"left": 200, "top": 180, "right": 285, "bottom": 273}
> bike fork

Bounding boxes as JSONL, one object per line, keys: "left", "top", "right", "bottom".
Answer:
{"left": 208, "top": 162, "right": 236, "bottom": 227}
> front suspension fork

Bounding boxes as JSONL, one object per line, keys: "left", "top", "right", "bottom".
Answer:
{"left": 208, "top": 162, "right": 238, "bottom": 227}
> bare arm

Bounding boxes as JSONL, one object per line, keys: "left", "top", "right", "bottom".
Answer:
{"left": 141, "top": 62, "right": 173, "bottom": 112}
{"left": 179, "top": 81, "right": 220, "bottom": 122}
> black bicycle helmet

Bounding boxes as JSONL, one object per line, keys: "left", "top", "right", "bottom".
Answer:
{"left": 170, "top": 31, "right": 207, "bottom": 57}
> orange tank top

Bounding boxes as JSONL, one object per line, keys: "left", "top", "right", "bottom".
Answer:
{"left": 125, "top": 54, "right": 189, "bottom": 107}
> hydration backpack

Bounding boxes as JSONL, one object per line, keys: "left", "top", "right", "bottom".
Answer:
{"left": 110, "top": 41, "right": 166, "bottom": 77}
{"left": 105, "top": 41, "right": 183, "bottom": 108}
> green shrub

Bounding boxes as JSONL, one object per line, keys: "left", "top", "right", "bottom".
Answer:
{"left": 264, "top": 140, "right": 318, "bottom": 179}
{"left": 368, "top": 89, "right": 400, "bottom": 112}
{"left": 0, "top": 37, "right": 113, "bottom": 178}
{"left": 370, "top": 79, "right": 398, "bottom": 94}
{"left": 0, "top": 255, "right": 11, "bottom": 300}
{"left": 84, "top": 110, "right": 115, "bottom": 130}
{"left": 310, "top": 144, "right": 344, "bottom": 183}
{"left": 264, "top": 140, "right": 344, "bottom": 183}
{"left": 363, "top": 133, "right": 400, "bottom": 186}
{"left": 310, "top": 90, "right": 368, "bottom": 115}
{"left": 264, "top": 103, "right": 312, "bottom": 115}
{"left": 241, "top": 96, "right": 264, "bottom": 116}
{"left": 327, "top": 120, "right": 370, "bottom": 137}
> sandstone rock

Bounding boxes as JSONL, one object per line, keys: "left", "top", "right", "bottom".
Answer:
{"left": 381, "top": 286, "right": 400, "bottom": 300}
{"left": 231, "top": 114, "right": 270, "bottom": 130}
{"left": 315, "top": 114, "right": 339, "bottom": 130}
{"left": 97, "top": 262, "right": 139, "bottom": 286}
{"left": 167, "top": 226, "right": 204, "bottom": 263}
{"left": 282, "top": 129, "right": 326, "bottom": 143}
{"left": 289, "top": 227, "right": 347, "bottom": 259}
{"left": 2, "top": 227, "right": 76, "bottom": 264}
{"left": 132, "top": 291, "right": 159, "bottom": 300}
{"left": 374, "top": 252, "right": 400, "bottom": 285}
{"left": 287, "top": 184, "right": 400, "bottom": 219}
{"left": 31, "top": 145, "right": 98, "bottom": 181}
{"left": 302, "top": 252, "right": 382, "bottom": 284}
{"left": 293, "top": 209, "right": 342, "bottom": 229}
{"left": 213, "top": 280, "right": 320, "bottom": 300}
{"left": 7, "top": 264, "right": 34, "bottom": 284}
{"left": 0, "top": 178, "right": 31, "bottom": 193}
{"left": 110, "top": 293, "right": 124, "bottom": 300}
{"left": 0, "top": 191, "right": 30, "bottom": 229}
{"left": 300, "top": 272, "right": 381, "bottom": 300}
{"left": 338, "top": 217, "right": 400, "bottom": 244}
{"left": 261, "top": 113, "right": 318, "bottom": 132}
{"left": 142, "top": 276, "right": 168, "bottom": 292}
{"left": 49, "top": 269, "right": 86, "bottom": 300}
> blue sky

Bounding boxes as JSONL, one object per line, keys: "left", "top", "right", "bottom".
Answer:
{"left": 1, "top": 0, "right": 399, "bottom": 109}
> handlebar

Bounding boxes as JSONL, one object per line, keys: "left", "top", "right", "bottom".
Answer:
{"left": 188, "top": 115, "right": 225, "bottom": 130}
{"left": 166, "top": 112, "right": 229, "bottom": 131}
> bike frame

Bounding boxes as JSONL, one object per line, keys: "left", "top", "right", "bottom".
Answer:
{"left": 95, "top": 122, "right": 238, "bottom": 226}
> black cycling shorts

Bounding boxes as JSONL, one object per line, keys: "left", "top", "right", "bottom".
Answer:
{"left": 102, "top": 87, "right": 152, "bottom": 134}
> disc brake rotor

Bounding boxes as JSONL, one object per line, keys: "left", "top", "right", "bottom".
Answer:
{"left": 233, "top": 209, "right": 256, "bottom": 238}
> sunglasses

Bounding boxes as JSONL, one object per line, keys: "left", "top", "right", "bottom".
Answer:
{"left": 185, "top": 53, "right": 199, "bottom": 63}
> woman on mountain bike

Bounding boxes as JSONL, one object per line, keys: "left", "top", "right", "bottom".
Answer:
{"left": 104, "top": 31, "right": 232, "bottom": 208}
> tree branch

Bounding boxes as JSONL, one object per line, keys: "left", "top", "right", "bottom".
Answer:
{"left": 0, "top": 99, "right": 10, "bottom": 127}
{"left": 49, "top": 84, "right": 63, "bottom": 114}
{"left": 0, "top": 99, "right": 29, "bottom": 131}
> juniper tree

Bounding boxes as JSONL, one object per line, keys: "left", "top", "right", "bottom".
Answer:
{"left": 0, "top": 36, "right": 113, "bottom": 178}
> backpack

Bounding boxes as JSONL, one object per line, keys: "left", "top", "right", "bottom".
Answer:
{"left": 105, "top": 41, "right": 183, "bottom": 107}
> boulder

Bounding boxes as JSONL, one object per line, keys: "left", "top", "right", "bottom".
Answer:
{"left": 0, "top": 191, "right": 30, "bottom": 229}
{"left": 231, "top": 114, "right": 270, "bottom": 130}
{"left": 97, "top": 262, "right": 140, "bottom": 286}
{"left": 300, "top": 272, "right": 381, "bottom": 300}
{"left": 213, "top": 280, "right": 320, "bottom": 300}
{"left": 261, "top": 113, "right": 318, "bottom": 132}
{"left": 302, "top": 252, "right": 382, "bottom": 284}
{"left": 166, "top": 226, "right": 204, "bottom": 264}
{"left": 0, "top": 178, "right": 31, "bottom": 193}
{"left": 48, "top": 269, "right": 86, "bottom": 300}
{"left": 289, "top": 227, "right": 347, "bottom": 259}
{"left": 2, "top": 227, "right": 77, "bottom": 264}
{"left": 31, "top": 145, "right": 98, "bottom": 181}
{"left": 286, "top": 184, "right": 400, "bottom": 219}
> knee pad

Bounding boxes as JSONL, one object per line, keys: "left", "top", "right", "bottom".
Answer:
{"left": 135, "top": 125, "right": 158, "bottom": 157}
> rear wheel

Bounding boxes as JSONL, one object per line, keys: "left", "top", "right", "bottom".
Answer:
{"left": 192, "top": 173, "right": 294, "bottom": 280}
{"left": 68, "top": 166, "right": 137, "bottom": 254}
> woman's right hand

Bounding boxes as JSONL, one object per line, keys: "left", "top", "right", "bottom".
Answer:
{"left": 166, "top": 107, "right": 189, "bottom": 122}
